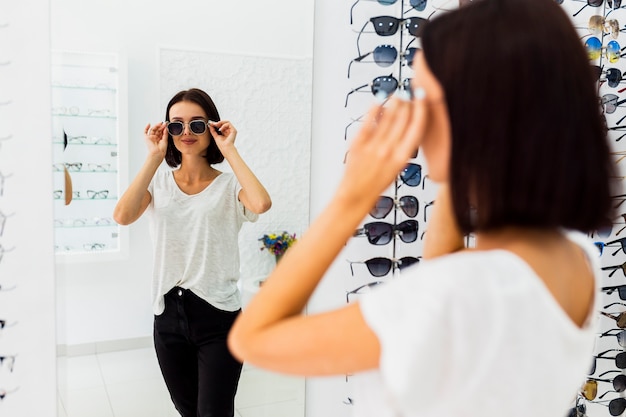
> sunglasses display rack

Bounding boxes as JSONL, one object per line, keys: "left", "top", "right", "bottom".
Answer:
{"left": 50, "top": 50, "right": 128, "bottom": 261}
{"left": 562, "top": 1, "right": 626, "bottom": 416}
{"left": 342, "top": 0, "right": 442, "bottom": 409}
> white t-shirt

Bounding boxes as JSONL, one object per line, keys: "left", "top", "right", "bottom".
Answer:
{"left": 147, "top": 169, "right": 258, "bottom": 315}
{"left": 356, "top": 231, "right": 599, "bottom": 417}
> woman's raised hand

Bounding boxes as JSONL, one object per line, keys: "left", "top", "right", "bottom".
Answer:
{"left": 144, "top": 122, "right": 168, "bottom": 159}
{"left": 339, "top": 91, "right": 428, "bottom": 213}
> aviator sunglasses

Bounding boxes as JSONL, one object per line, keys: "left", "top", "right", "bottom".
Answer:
{"left": 586, "top": 37, "right": 626, "bottom": 64}
{"left": 166, "top": 120, "right": 223, "bottom": 136}
{"left": 370, "top": 195, "right": 418, "bottom": 219}
{"left": 353, "top": 219, "right": 418, "bottom": 245}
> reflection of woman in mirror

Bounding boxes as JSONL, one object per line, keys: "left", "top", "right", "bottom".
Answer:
{"left": 229, "top": 1, "right": 614, "bottom": 416}
{"left": 113, "top": 88, "right": 271, "bottom": 416}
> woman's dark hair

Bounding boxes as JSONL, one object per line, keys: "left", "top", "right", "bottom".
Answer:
{"left": 164, "top": 88, "right": 224, "bottom": 167}
{"left": 421, "top": 0, "right": 616, "bottom": 234}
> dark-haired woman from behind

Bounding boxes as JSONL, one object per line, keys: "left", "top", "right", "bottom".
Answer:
{"left": 228, "top": 1, "right": 615, "bottom": 416}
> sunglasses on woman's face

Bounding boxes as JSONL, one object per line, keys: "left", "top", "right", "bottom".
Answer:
{"left": 370, "top": 195, "right": 418, "bottom": 219}
{"left": 348, "top": 44, "right": 418, "bottom": 78}
{"left": 349, "top": 0, "right": 427, "bottom": 24}
{"left": 348, "top": 256, "right": 420, "bottom": 277}
{"left": 353, "top": 219, "right": 418, "bottom": 245}
{"left": 166, "top": 120, "right": 210, "bottom": 136}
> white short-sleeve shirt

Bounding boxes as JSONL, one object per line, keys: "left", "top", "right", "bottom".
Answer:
{"left": 147, "top": 169, "right": 258, "bottom": 314}
{"left": 356, "top": 231, "right": 599, "bottom": 417}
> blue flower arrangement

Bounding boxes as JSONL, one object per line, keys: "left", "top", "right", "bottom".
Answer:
{"left": 259, "top": 231, "right": 297, "bottom": 256}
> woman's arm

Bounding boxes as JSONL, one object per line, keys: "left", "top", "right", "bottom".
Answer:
{"left": 209, "top": 121, "right": 271, "bottom": 214}
{"left": 228, "top": 93, "right": 427, "bottom": 375}
{"left": 113, "top": 123, "right": 167, "bottom": 225}
{"left": 421, "top": 184, "right": 465, "bottom": 259}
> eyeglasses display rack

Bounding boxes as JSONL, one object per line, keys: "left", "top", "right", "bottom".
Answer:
{"left": 50, "top": 50, "right": 128, "bottom": 261}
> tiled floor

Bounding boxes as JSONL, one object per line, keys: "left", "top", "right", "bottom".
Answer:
{"left": 56, "top": 347, "right": 305, "bottom": 417}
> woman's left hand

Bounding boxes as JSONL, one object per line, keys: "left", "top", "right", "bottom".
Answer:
{"left": 208, "top": 120, "right": 236, "bottom": 151}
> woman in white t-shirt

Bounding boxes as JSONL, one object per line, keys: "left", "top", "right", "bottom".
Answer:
{"left": 114, "top": 88, "right": 271, "bottom": 417}
{"left": 228, "top": 1, "right": 616, "bottom": 416}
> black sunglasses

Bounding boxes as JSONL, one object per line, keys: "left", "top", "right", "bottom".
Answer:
{"left": 602, "top": 261, "right": 626, "bottom": 277}
{"left": 598, "top": 237, "right": 626, "bottom": 256}
{"left": 398, "top": 162, "right": 422, "bottom": 187}
{"left": 348, "top": 44, "right": 418, "bottom": 78}
{"left": 591, "top": 349, "right": 626, "bottom": 375}
{"left": 356, "top": 16, "right": 429, "bottom": 56}
{"left": 350, "top": 0, "right": 428, "bottom": 24}
{"left": 599, "top": 328, "right": 626, "bottom": 347}
{"left": 370, "top": 195, "right": 418, "bottom": 219}
{"left": 348, "top": 256, "right": 420, "bottom": 277}
{"left": 353, "top": 219, "right": 418, "bottom": 245}
{"left": 603, "top": 284, "right": 626, "bottom": 300}
{"left": 572, "top": 0, "right": 620, "bottom": 17}
{"left": 345, "top": 75, "right": 411, "bottom": 107}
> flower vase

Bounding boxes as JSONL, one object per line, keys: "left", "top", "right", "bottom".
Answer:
{"left": 274, "top": 253, "right": 283, "bottom": 264}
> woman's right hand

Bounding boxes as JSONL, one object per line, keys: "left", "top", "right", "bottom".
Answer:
{"left": 144, "top": 122, "right": 168, "bottom": 159}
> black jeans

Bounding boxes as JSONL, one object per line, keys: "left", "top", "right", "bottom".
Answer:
{"left": 154, "top": 287, "right": 243, "bottom": 417}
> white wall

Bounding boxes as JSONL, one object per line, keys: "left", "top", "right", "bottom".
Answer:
{"left": 51, "top": 0, "right": 315, "bottom": 348}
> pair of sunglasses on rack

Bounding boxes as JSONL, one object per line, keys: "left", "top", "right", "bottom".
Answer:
{"left": 601, "top": 310, "right": 626, "bottom": 327}
{"left": 579, "top": 15, "right": 624, "bottom": 39}
{"left": 345, "top": 75, "right": 412, "bottom": 107}
{"left": 573, "top": 0, "right": 624, "bottom": 17}
{"left": 370, "top": 195, "right": 418, "bottom": 219}
{"left": 596, "top": 237, "right": 626, "bottom": 256}
{"left": 346, "top": 281, "right": 384, "bottom": 303}
{"left": 593, "top": 65, "right": 626, "bottom": 88}
{"left": 165, "top": 120, "right": 223, "bottom": 136}
{"left": 590, "top": 349, "right": 626, "bottom": 375}
{"left": 355, "top": 15, "right": 430, "bottom": 57}
{"left": 585, "top": 37, "right": 626, "bottom": 64}
{"left": 600, "top": 328, "right": 626, "bottom": 347}
{"left": 353, "top": 219, "right": 418, "bottom": 245}
{"left": 602, "top": 261, "right": 626, "bottom": 277}
{"left": 583, "top": 371, "right": 626, "bottom": 400}
{"left": 348, "top": 256, "right": 420, "bottom": 277}
{"left": 603, "top": 284, "right": 626, "bottom": 300}
{"left": 602, "top": 94, "right": 626, "bottom": 114}
{"left": 350, "top": 0, "right": 427, "bottom": 24}
{"left": 348, "top": 44, "right": 418, "bottom": 78}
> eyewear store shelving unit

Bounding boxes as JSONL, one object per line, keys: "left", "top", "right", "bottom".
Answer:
{"left": 50, "top": 50, "right": 128, "bottom": 262}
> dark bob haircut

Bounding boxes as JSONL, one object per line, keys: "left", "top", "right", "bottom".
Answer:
{"left": 164, "top": 88, "right": 225, "bottom": 168}
{"left": 421, "top": 0, "right": 616, "bottom": 234}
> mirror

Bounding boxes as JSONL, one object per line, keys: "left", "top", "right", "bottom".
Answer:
{"left": 51, "top": 1, "right": 314, "bottom": 416}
